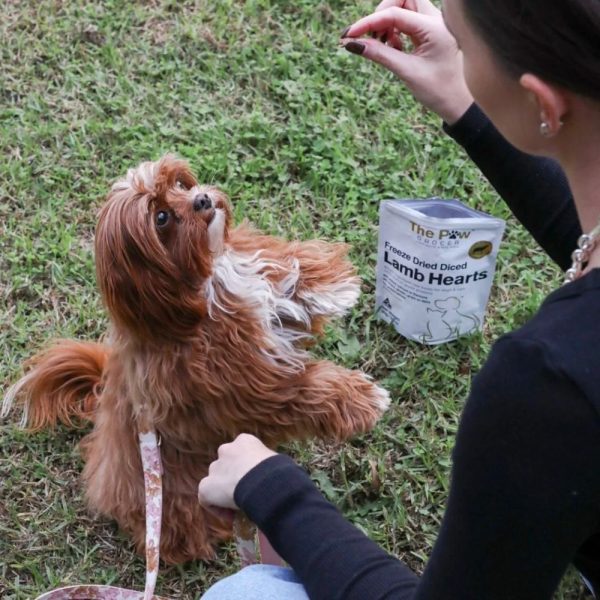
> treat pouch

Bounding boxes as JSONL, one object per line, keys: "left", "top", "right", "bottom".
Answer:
{"left": 375, "top": 198, "right": 505, "bottom": 345}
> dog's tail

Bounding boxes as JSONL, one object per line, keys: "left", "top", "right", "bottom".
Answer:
{"left": 2, "top": 340, "right": 109, "bottom": 430}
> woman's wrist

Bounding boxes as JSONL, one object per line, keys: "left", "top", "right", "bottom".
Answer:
{"left": 436, "top": 87, "right": 474, "bottom": 125}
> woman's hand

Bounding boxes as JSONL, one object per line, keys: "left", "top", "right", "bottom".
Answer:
{"left": 341, "top": 0, "right": 473, "bottom": 124}
{"left": 198, "top": 433, "right": 277, "bottom": 510}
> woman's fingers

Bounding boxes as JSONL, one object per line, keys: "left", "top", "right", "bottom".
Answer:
{"left": 340, "top": 4, "right": 473, "bottom": 123}
{"left": 343, "top": 7, "right": 431, "bottom": 40}
{"left": 347, "top": 38, "right": 418, "bottom": 81}
{"left": 376, "top": 0, "right": 440, "bottom": 17}
{"left": 341, "top": 6, "right": 433, "bottom": 79}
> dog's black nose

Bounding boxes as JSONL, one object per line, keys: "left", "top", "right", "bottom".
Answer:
{"left": 193, "top": 193, "right": 212, "bottom": 211}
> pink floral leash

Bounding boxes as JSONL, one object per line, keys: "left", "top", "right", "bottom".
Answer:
{"left": 34, "top": 430, "right": 282, "bottom": 600}
{"left": 34, "top": 430, "right": 166, "bottom": 600}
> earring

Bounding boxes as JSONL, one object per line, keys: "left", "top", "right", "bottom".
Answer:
{"left": 540, "top": 119, "right": 564, "bottom": 138}
{"left": 540, "top": 121, "right": 551, "bottom": 137}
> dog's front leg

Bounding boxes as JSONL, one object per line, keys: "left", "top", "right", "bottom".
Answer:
{"left": 249, "top": 360, "right": 390, "bottom": 444}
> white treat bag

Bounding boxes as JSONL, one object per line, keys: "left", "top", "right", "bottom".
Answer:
{"left": 375, "top": 198, "right": 505, "bottom": 345}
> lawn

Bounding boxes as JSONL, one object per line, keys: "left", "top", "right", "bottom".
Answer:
{"left": 0, "top": 0, "right": 585, "bottom": 598}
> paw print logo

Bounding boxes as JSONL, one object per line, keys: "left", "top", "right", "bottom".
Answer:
{"left": 448, "top": 230, "right": 460, "bottom": 240}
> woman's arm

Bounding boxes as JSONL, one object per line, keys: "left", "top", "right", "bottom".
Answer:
{"left": 342, "top": 0, "right": 581, "bottom": 269}
{"left": 234, "top": 454, "right": 419, "bottom": 599}
{"left": 198, "top": 434, "right": 419, "bottom": 598}
{"left": 213, "top": 336, "right": 600, "bottom": 599}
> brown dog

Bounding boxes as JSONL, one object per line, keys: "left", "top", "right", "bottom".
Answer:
{"left": 3, "top": 155, "right": 389, "bottom": 564}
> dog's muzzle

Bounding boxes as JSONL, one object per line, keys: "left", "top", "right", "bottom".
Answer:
{"left": 193, "top": 193, "right": 212, "bottom": 212}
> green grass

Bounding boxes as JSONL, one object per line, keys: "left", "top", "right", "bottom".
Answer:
{"left": 0, "top": 1, "right": 586, "bottom": 598}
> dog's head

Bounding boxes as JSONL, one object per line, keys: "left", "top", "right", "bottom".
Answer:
{"left": 95, "top": 155, "right": 232, "bottom": 341}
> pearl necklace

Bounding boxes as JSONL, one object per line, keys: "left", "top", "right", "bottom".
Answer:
{"left": 564, "top": 222, "right": 600, "bottom": 284}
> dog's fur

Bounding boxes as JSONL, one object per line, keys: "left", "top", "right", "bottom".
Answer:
{"left": 3, "top": 155, "right": 389, "bottom": 564}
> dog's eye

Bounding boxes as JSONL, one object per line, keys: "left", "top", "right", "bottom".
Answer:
{"left": 156, "top": 211, "right": 170, "bottom": 228}
{"left": 175, "top": 180, "right": 188, "bottom": 190}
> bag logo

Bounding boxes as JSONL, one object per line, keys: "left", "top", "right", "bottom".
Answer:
{"left": 468, "top": 240, "right": 493, "bottom": 259}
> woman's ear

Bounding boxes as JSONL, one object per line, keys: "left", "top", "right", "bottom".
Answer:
{"left": 519, "top": 73, "right": 568, "bottom": 137}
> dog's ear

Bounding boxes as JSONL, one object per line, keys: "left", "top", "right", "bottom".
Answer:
{"left": 95, "top": 181, "right": 207, "bottom": 341}
{"left": 153, "top": 155, "right": 197, "bottom": 199}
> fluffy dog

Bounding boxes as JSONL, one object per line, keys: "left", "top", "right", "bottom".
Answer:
{"left": 3, "top": 155, "right": 389, "bottom": 564}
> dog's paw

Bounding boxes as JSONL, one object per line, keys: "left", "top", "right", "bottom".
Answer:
{"left": 359, "top": 380, "right": 390, "bottom": 429}
{"left": 372, "top": 384, "right": 391, "bottom": 414}
{"left": 334, "top": 373, "right": 391, "bottom": 438}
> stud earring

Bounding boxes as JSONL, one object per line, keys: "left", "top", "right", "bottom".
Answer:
{"left": 540, "top": 119, "right": 564, "bottom": 138}
{"left": 540, "top": 121, "right": 551, "bottom": 137}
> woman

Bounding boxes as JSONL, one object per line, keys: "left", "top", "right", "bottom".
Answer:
{"left": 199, "top": 0, "right": 600, "bottom": 597}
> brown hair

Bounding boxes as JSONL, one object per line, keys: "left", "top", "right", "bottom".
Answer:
{"left": 461, "top": 0, "right": 600, "bottom": 101}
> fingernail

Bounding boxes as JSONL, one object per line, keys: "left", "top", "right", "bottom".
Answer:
{"left": 340, "top": 25, "right": 351, "bottom": 38}
{"left": 344, "top": 41, "right": 366, "bottom": 56}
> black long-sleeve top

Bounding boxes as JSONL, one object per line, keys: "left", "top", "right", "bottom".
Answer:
{"left": 441, "top": 104, "right": 580, "bottom": 270}
{"left": 234, "top": 104, "right": 600, "bottom": 599}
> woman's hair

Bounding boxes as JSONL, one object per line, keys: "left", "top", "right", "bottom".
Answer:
{"left": 461, "top": 0, "right": 600, "bottom": 101}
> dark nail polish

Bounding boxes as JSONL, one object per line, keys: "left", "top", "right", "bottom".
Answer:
{"left": 344, "top": 41, "right": 366, "bottom": 56}
{"left": 340, "top": 26, "right": 351, "bottom": 38}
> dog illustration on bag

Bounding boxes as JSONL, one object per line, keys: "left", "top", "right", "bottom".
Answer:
{"left": 422, "top": 296, "right": 481, "bottom": 343}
